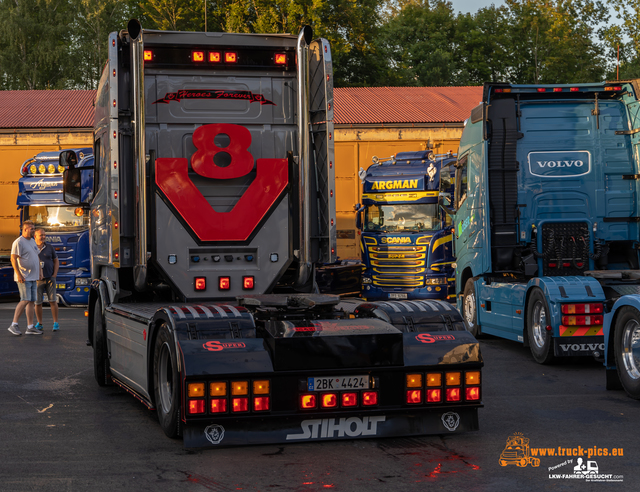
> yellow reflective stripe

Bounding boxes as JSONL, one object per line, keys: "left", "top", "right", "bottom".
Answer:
{"left": 432, "top": 234, "right": 453, "bottom": 252}
{"left": 362, "top": 191, "right": 438, "bottom": 202}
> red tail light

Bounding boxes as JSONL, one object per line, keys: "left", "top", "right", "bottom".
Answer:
{"left": 232, "top": 397, "right": 249, "bottom": 412}
{"left": 219, "top": 277, "right": 230, "bottom": 290}
{"left": 570, "top": 87, "right": 579, "bottom": 92}
{"left": 466, "top": 387, "right": 480, "bottom": 401}
{"left": 210, "top": 398, "right": 227, "bottom": 413}
{"left": 321, "top": 393, "right": 338, "bottom": 408}
{"left": 406, "top": 390, "right": 422, "bottom": 404}
{"left": 537, "top": 88, "right": 546, "bottom": 92}
{"left": 253, "top": 396, "right": 270, "bottom": 412}
{"left": 446, "top": 388, "right": 461, "bottom": 402}
{"left": 553, "top": 87, "right": 562, "bottom": 92}
{"left": 209, "top": 51, "right": 221, "bottom": 62}
{"left": 275, "top": 53, "right": 287, "bottom": 65}
{"left": 195, "top": 277, "right": 206, "bottom": 291}
{"left": 362, "top": 391, "right": 378, "bottom": 406}
{"left": 188, "top": 399, "right": 205, "bottom": 414}
{"left": 225, "top": 52, "right": 237, "bottom": 63}
{"left": 243, "top": 276, "right": 254, "bottom": 290}
{"left": 143, "top": 50, "right": 153, "bottom": 61}
{"left": 561, "top": 315, "right": 603, "bottom": 326}
{"left": 300, "top": 393, "right": 317, "bottom": 409}
{"left": 427, "top": 389, "right": 442, "bottom": 402}
{"left": 561, "top": 303, "right": 603, "bottom": 314}
{"left": 341, "top": 392, "right": 358, "bottom": 407}
{"left": 192, "top": 51, "right": 205, "bottom": 62}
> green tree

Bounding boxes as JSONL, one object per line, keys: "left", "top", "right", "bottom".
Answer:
{"left": 604, "top": 0, "right": 640, "bottom": 79}
{"left": 0, "top": 0, "right": 75, "bottom": 89}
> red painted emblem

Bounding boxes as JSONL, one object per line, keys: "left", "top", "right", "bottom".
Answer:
{"left": 416, "top": 333, "right": 456, "bottom": 344}
{"left": 156, "top": 123, "right": 288, "bottom": 241}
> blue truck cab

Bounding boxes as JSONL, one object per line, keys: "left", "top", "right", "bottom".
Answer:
{"left": 18, "top": 149, "right": 93, "bottom": 305}
{"left": 357, "top": 150, "right": 457, "bottom": 301}
{"left": 454, "top": 81, "right": 640, "bottom": 371}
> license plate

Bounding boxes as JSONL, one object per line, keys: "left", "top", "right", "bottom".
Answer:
{"left": 308, "top": 375, "right": 369, "bottom": 391}
{"left": 56, "top": 284, "right": 65, "bottom": 290}
{"left": 389, "top": 293, "right": 407, "bottom": 299}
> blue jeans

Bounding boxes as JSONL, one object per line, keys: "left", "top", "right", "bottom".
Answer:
{"left": 18, "top": 281, "right": 37, "bottom": 302}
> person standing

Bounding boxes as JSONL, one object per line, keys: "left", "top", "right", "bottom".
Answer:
{"left": 8, "top": 220, "right": 43, "bottom": 336}
{"left": 34, "top": 228, "right": 60, "bottom": 331}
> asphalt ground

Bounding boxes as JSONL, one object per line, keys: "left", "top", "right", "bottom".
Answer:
{"left": 0, "top": 300, "right": 637, "bottom": 491}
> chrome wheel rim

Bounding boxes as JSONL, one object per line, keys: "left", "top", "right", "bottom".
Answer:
{"left": 531, "top": 301, "right": 547, "bottom": 349}
{"left": 464, "top": 291, "right": 476, "bottom": 326}
{"left": 158, "top": 342, "right": 174, "bottom": 413}
{"left": 621, "top": 319, "right": 640, "bottom": 380}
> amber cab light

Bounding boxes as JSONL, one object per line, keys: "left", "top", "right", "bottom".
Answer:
{"left": 426, "top": 373, "right": 442, "bottom": 387}
{"left": 465, "top": 371, "right": 481, "bottom": 385}
{"left": 195, "top": 277, "right": 206, "bottom": 291}
{"left": 211, "top": 398, "right": 227, "bottom": 413}
{"left": 466, "top": 387, "right": 480, "bottom": 401}
{"left": 253, "top": 396, "right": 270, "bottom": 412}
{"left": 232, "top": 397, "right": 249, "bottom": 412}
{"left": 192, "top": 51, "right": 205, "bottom": 62}
{"left": 446, "top": 388, "right": 461, "bottom": 402}
{"left": 427, "top": 389, "right": 442, "bottom": 403}
{"left": 446, "top": 372, "right": 461, "bottom": 386}
{"left": 406, "top": 374, "right": 422, "bottom": 388}
{"left": 219, "top": 277, "right": 230, "bottom": 290}
{"left": 275, "top": 53, "right": 287, "bottom": 65}
{"left": 188, "top": 382, "right": 205, "bottom": 397}
{"left": 225, "top": 52, "right": 237, "bottom": 63}
{"left": 406, "top": 389, "right": 422, "bottom": 404}
{"left": 341, "top": 392, "right": 358, "bottom": 407}
{"left": 143, "top": 50, "right": 153, "bottom": 61}
{"left": 210, "top": 381, "right": 227, "bottom": 396}
{"left": 243, "top": 276, "right": 254, "bottom": 290}
{"left": 321, "top": 393, "right": 338, "bottom": 408}
{"left": 209, "top": 51, "right": 221, "bottom": 62}
{"left": 231, "top": 381, "right": 248, "bottom": 396}
{"left": 253, "top": 380, "right": 270, "bottom": 395}
{"left": 300, "top": 393, "right": 317, "bottom": 409}
{"left": 188, "top": 399, "right": 205, "bottom": 414}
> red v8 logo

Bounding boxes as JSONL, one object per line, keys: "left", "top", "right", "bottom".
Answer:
{"left": 155, "top": 123, "right": 288, "bottom": 242}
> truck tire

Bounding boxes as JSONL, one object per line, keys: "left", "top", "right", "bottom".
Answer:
{"left": 153, "top": 323, "right": 182, "bottom": 438}
{"left": 613, "top": 306, "right": 640, "bottom": 399}
{"left": 527, "top": 289, "right": 555, "bottom": 364}
{"left": 462, "top": 278, "right": 479, "bottom": 337}
{"left": 93, "top": 297, "right": 111, "bottom": 386}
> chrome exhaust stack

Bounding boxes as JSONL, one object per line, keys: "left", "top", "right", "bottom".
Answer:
{"left": 294, "top": 26, "right": 313, "bottom": 288}
{"left": 128, "top": 19, "right": 148, "bottom": 292}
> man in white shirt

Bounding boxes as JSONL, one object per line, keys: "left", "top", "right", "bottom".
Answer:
{"left": 8, "top": 220, "right": 43, "bottom": 336}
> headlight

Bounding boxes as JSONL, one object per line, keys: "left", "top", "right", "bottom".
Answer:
{"left": 425, "top": 277, "right": 447, "bottom": 285}
{"left": 75, "top": 278, "right": 90, "bottom": 286}
{"left": 362, "top": 277, "right": 372, "bottom": 284}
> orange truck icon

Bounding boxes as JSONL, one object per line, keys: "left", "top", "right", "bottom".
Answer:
{"left": 499, "top": 434, "right": 541, "bottom": 467}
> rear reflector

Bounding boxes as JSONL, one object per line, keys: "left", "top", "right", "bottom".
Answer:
{"left": 188, "top": 399, "right": 205, "bottom": 414}
{"left": 232, "top": 397, "right": 249, "bottom": 412}
{"left": 211, "top": 398, "right": 227, "bottom": 413}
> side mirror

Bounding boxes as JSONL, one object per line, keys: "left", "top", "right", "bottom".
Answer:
{"left": 356, "top": 211, "right": 362, "bottom": 230}
{"left": 61, "top": 151, "right": 94, "bottom": 205}
{"left": 439, "top": 194, "right": 455, "bottom": 216}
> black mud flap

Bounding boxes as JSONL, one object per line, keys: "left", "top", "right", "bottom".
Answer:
{"left": 553, "top": 336, "right": 605, "bottom": 357}
{"left": 183, "top": 406, "right": 480, "bottom": 448}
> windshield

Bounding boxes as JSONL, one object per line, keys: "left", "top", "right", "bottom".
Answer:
{"left": 364, "top": 203, "right": 441, "bottom": 232}
{"left": 24, "top": 205, "right": 89, "bottom": 231}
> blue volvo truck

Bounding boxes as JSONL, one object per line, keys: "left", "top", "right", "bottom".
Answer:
{"left": 453, "top": 81, "right": 640, "bottom": 369}
{"left": 17, "top": 149, "right": 93, "bottom": 305}
{"left": 357, "top": 151, "right": 457, "bottom": 301}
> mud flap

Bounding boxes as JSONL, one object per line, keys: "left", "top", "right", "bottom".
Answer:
{"left": 183, "top": 406, "right": 480, "bottom": 448}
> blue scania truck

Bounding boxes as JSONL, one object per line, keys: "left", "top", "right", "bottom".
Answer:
{"left": 357, "top": 151, "right": 457, "bottom": 301}
{"left": 453, "top": 81, "right": 640, "bottom": 373}
{"left": 17, "top": 149, "right": 93, "bottom": 305}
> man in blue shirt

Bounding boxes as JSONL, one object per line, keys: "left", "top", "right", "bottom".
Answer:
{"left": 34, "top": 228, "right": 60, "bottom": 331}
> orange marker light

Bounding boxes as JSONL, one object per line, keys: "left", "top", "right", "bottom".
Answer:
{"left": 210, "top": 382, "right": 227, "bottom": 396}
{"left": 445, "top": 372, "right": 461, "bottom": 386}
{"left": 188, "top": 382, "right": 205, "bottom": 397}
{"left": 231, "top": 381, "right": 248, "bottom": 396}
{"left": 253, "top": 380, "right": 270, "bottom": 394}
{"left": 465, "top": 371, "right": 481, "bottom": 385}
{"left": 426, "top": 373, "right": 442, "bottom": 387}
{"left": 406, "top": 374, "right": 422, "bottom": 388}
{"left": 192, "top": 51, "right": 205, "bottom": 62}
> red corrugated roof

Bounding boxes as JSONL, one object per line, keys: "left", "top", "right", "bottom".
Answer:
{"left": 0, "top": 90, "right": 96, "bottom": 129}
{"left": 334, "top": 86, "right": 483, "bottom": 125}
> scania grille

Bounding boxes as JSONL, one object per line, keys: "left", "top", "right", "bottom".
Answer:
{"left": 368, "top": 245, "right": 426, "bottom": 282}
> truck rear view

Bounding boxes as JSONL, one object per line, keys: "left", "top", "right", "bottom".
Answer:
{"left": 67, "top": 20, "right": 482, "bottom": 447}
{"left": 454, "top": 81, "right": 640, "bottom": 365}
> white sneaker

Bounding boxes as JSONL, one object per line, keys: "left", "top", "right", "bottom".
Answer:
{"left": 25, "top": 327, "right": 43, "bottom": 335}
{"left": 8, "top": 325, "right": 21, "bottom": 336}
